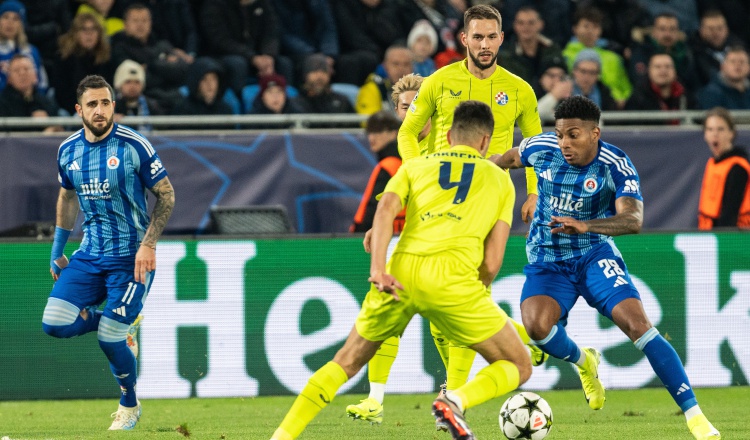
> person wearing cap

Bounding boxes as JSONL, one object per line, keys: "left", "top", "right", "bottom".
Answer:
{"left": 534, "top": 55, "right": 573, "bottom": 123}
{"left": 248, "top": 73, "right": 302, "bottom": 120}
{"left": 112, "top": 59, "right": 163, "bottom": 130}
{"left": 497, "top": 5, "right": 564, "bottom": 85}
{"left": 0, "top": 53, "right": 60, "bottom": 131}
{"left": 199, "top": 0, "right": 293, "bottom": 99}
{"left": 292, "top": 53, "right": 354, "bottom": 115}
{"left": 570, "top": 49, "right": 617, "bottom": 111}
{"left": 350, "top": 110, "right": 404, "bottom": 233}
{"left": 0, "top": 0, "right": 48, "bottom": 93}
{"left": 562, "top": 6, "right": 632, "bottom": 107}
{"left": 407, "top": 19, "right": 438, "bottom": 77}
{"left": 172, "top": 57, "right": 233, "bottom": 117}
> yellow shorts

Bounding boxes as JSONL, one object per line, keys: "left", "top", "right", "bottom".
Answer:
{"left": 355, "top": 252, "right": 507, "bottom": 347}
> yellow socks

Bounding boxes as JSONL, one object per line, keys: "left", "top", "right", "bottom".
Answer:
{"left": 451, "top": 360, "right": 520, "bottom": 411}
{"left": 431, "top": 322, "right": 451, "bottom": 370}
{"left": 446, "top": 345, "right": 477, "bottom": 390}
{"left": 508, "top": 317, "right": 531, "bottom": 344}
{"left": 368, "top": 336, "right": 399, "bottom": 384}
{"left": 272, "top": 361, "right": 348, "bottom": 440}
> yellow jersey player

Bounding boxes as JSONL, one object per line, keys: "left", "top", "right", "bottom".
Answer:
{"left": 270, "top": 100, "right": 531, "bottom": 440}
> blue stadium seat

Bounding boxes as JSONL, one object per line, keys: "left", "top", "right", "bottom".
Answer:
{"left": 330, "top": 83, "right": 360, "bottom": 107}
{"left": 242, "top": 84, "right": 299, "bottom": 114}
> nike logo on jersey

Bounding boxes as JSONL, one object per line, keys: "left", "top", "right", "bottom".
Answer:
{"left": 613, "top": 276, "right": 629, "bottom": 287}
{"left": 67, "top": 161, "right": 81, "bottom": 171}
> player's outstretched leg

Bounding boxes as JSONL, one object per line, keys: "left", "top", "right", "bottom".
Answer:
{"left": 98, "top": 316, "right": 140, "bottom": 430}
{"left": 576, "top": 347, "right": 606, "bottom": 410}
{"left": 345, "top": 335, "right": 397, "bottom": 424}
{"left": 634, "top": 327, "right": 720, "bottom": 439}
{"left": 126, "top": 314, "right": 144, "bottom": 358}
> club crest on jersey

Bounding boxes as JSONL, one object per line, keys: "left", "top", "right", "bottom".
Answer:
{"left": 107, "top": 155, "right": 120, "bottom": 170}
{"left": 584, "top": 177, "right": 598, "bottom": 193}
{"left": 495, "top": 91, "right": 508, "bottom": 105}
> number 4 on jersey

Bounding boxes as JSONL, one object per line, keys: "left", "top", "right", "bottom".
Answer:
{"left": 439, "top": 162, "right": 475, "bottom": 204}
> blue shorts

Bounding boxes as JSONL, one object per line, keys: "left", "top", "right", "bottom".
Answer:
{"left": 521, "top": 242, "right": 640, "bottom": 322}
{"left": 50, "top": 252, "right": 154, "bottom": 325}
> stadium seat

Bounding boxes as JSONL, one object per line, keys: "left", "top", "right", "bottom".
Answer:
{"left": 331, "top": 83, "right": 359, "bottom": 107}
{"left": 241, "top": 84, "right": 299, "bottom": 114}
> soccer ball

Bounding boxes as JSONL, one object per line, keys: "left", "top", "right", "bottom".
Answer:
{"left": 499, "top": 391, "right": 553, "bottom": 440}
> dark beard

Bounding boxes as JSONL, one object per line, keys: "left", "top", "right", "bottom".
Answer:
{"left": 82, "top": 114, "right": 114, "bottom": 138}
{"left": 468, "top": 50, "right": 498, "bottom": 71}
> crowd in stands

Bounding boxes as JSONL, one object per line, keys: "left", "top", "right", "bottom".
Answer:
{"left": 1, "top": 0, "right": 750, "bottom": 130}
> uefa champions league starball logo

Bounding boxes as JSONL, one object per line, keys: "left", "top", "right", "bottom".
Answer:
{"left": 495, "top": 91, "right": 508, "bottom": 105}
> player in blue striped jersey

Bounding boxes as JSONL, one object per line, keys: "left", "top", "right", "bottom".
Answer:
{"left": 42, "top": 75, "right": 175, "bottom": 431}
{"left": 494, "top": 96, "right": 720, "bottom": 440}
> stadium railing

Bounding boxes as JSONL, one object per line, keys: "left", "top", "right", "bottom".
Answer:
{"left": 3, "top": 110, "right": 750, "bottom": 132}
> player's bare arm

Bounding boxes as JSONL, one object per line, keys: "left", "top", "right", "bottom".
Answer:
{"left": 550, "top": 196, "right": 643, "bottom": 236}
{"left": 50, "top": 188, "right": 79, "bottom": 280}
{"left": 135, "top": 177, "right": 175, "bottom": 283}
{"left": 490, "top": 147, "right": 523, "bottom": 170}
{"left": 521, "top": 194, "right": 537, "bottom": 224}
{"left": 368, "top": 192, "right": 404, "bottom": 299}
{"left": 478, "top": 219, "right": 511, "bottom": 287}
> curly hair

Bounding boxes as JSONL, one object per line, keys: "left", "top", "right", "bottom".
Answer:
{"left": 58, "top": 13, "right": 110, "bottom": 65}
{"left": 554, "top": 96, "right": 601, "bottom": 123}
{"left": 391, "top": 73, "right": 424, "bottom": 106}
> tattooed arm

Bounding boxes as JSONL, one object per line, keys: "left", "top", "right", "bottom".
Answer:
{"left": 134, "top": 177, "right": 175, "bottom": 283}
{"left": 550, "top": 197, "right": 643, "bottom": 236}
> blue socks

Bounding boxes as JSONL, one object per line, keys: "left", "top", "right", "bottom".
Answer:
{"left": 636, "top": 327, "right": 697, "bottom": 412}
{"left": 99, "top": 339, "right": 138, "bottom": 407}
{"left": 532, "top": 323, "right": 582, "bottom": 364}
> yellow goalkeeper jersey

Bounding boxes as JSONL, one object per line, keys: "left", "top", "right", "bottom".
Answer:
{"left": 384, "top": 145, "right": 515, "bottom": 268}
{"left": 398, "top": 59, "right": 542, "bottom": 194}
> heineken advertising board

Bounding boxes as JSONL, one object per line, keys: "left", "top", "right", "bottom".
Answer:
{"left": 1, "top": 233, "right": 747, "bottom": 400}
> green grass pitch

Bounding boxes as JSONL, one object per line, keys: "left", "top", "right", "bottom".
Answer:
{"left": 1, "top": 387, "right": 747, "bottom": 439}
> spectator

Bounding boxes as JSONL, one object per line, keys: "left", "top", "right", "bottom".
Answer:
{"left": 434, "top": 24, "right": 465, "bottom": 69}
{"left": 271, "top": 0, "right": 339, "bottom": 89}
{"left": 570, "top": 49, "right": 617, "bottom": 111}
{"left": 500, "top": 0, "right": 572, "bottom": 47}
{"left": 638, "top": 0, "right": 699, "bottom": 35}
{"left": 199, "top": 0, "right": 293, "bottom": 99}
{"left": 574, "top": 0, "right": 651, "bottom": 50}
{"left": 696, "top": 46, "right": 750, "bottom": 109}
{"left": 356, "top": 45, "right": 413, "bottom": 116}
{"left": 562, "top": 7, "right": 631, "bottom": 106}
{"left": 20, "top": 0, "right": 71, "bottom": 82}
{"left": 399, "top": 0, "right": 462, "bottom": 54}
{"left": 625, "top": 53, "right": 694, "bottom": 122}
{"left": 533, "top": 55, "right": 573, "bottom": 123}
{"left": 112, "top": 59, "right": 164, "bottom": 131}
{"left": 0, "top": 54, "right": 60, "bottom": 132}
{"left": 0, "top": 0, "right": 48, "bottom": 93}
{"left": 292, "top": 53, "right": 355, "bottom": 114}
{"left": 111, "top": 3, "right": 193, "bottom": 112}
{"left": 497, "top": 5, "right": 564, "bottom": 85}
{"left": 697, "top": 0, "right": 750, "bottom": 50}
{"left": 407, "top": 19, "right": 437, "bottom": 77}
{"left": 629, "top": 13, "right": 699, "bottom": 93}
{"left": 248, "top": 73, "right": 302, "bottom": 116}
{"left": 54, "top": 13, "right": 115, "bottom": 113}
{"left": 698, "top": 106, "right": 750, "bottom": 230}
{"left": 688, "top": 9, "right": 745, "bottom": 87}
{"left": 139, "top": 0, "right": 197, "bottom": 57}
{"left": 76, "top": 0, "right": 124, "bottom": 37}
{"left": 331, "top": 0, "right": 403, "bottom": 86}
{"left": 350, "top": 110, "right": 403, "bottom": 233}
{"left": 173, "top": 57, "right": 233, "bottom": 116}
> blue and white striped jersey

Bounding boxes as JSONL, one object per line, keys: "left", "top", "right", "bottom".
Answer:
{"left": 519, "top": 132, "right": 643, "bottom": 263}
{"left": 57, "top": 124, "right": 168, "bottom": 257}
